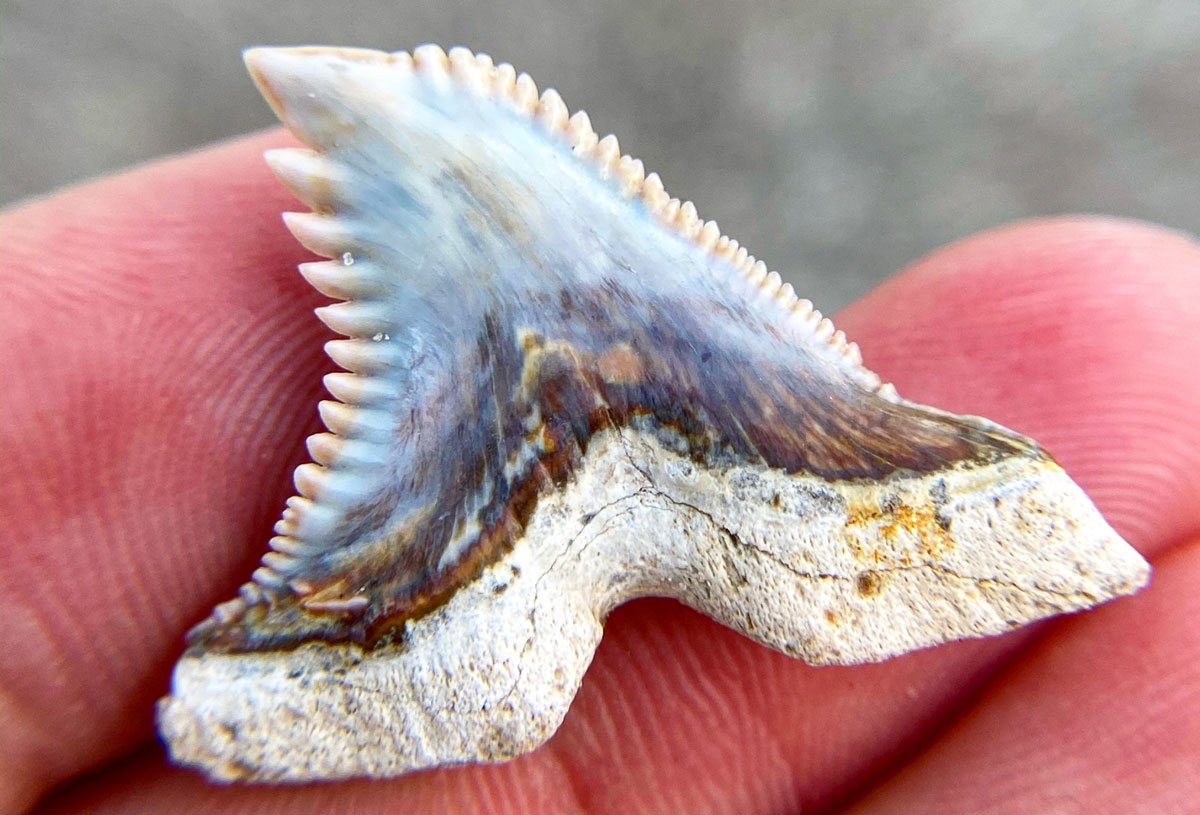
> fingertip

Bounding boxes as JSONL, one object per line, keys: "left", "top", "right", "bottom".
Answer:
{"left": 0, "top": 127, "right": 323, "bottom": 802}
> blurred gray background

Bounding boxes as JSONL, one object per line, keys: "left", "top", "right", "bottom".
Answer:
{"left": 3, "top": 0, "right": 1198, "bottom": 308}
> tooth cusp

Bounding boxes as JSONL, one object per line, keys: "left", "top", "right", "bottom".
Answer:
{"left": 307, "top": 431, "right": 390, "bottom": 470}
{"left": 268, "top": 535, "right": 310, "bottom": 558}
{"left": 214, "top": 597, "right": 248, "bottom": 623}
{"left": 314, "top": 301, "right": 394, "bottom": 337}
{"left": 492, "top": 63, "right": 517, "bottom": 96}
{"left": 279, "top": 498, "right": 346, "bottom": 544}
{"left": 263, "top": 149, "right": 347, "bottom": 212}
{"left": 661, "top": 198, "right": 682, "bottom": 225}
{"left": 641, "top": 172, "right": 668, "bottom": 212}
{"left": 537, "top": 88, "right": 569, "bottom": 132}
{"left": 412, "top": 43, "right": 449, "bottom": 74}
{"left": 615, "top": 156, "right": 645, "bottom": 197}
{"left": 514, "top": 73, "right": 538, "bottom": 113}
{"left": 842, "top": 340, "right": 864, "bottom": 367}
{"left": 298, "top": 259, "right": 384, "bottom": 300}
{"left": 567, "top": 111, "right": 598, "bottom": 155}
{"left": 305, "top": 432, "right": 343, "bottom": 466}
{"left": 237, "top": 582, "right": 264, "bottom": 605}
{"left": 677, "top": 201, "right": 699, "bottom": 237}
{"left": 293, "top": 462, "right": 376, "bottom": 507}
{"left": 473, "top": 52, "right": 495, "bottom": 80}
{"left": 447, "top": 46, "right": 485, "bottom": 94}
{"left": 261, "top": 551, "right": 302, "bottom": 575}
{"left": 325, "top": 338, "right": 404, "bottom": 374}
{"left": 318, "top": 400, "right": 395, "bottom": 441}
{"left": 251, "top": 566, "right": 286, "bottom": 589}
{"left": 813, "top": 317, "right": 836, "bottom": 342}
{"left": 594, "top": 135, "right": 620, "bottom": 175}
{"left": 323, "top": 372, "right": 400, "bottom": 404}
{"left": 282, "top": 212, "right": 352, "bottom": 259}
{"left": 698, "top": 220, "right": 721, "bottom": 252}
{"left": 293, "top": 462, "right": 328, "bottom": 500}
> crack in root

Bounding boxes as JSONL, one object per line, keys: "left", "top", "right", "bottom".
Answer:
{"left": 497, "top": 428, "right": 1093, "bottom": 710}
{"left": 647, "top": 483, "right": 1089, "bottom": 605}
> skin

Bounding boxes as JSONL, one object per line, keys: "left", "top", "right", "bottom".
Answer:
{"left": 1, "top": 129, "right": 1198, "bottom": 814}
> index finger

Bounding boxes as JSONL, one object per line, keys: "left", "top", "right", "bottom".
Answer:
{"left": 39, "top": 215, "right": 1200, "bottom": 815}
{"left": 0, "top": 129, "right": 323, "bottom": 811}
{"left": 3, "top": 127, "right": 1199, "bottom": 814}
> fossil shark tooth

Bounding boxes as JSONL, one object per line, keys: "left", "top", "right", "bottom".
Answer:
{"left": 156, "top": 44, "right": 1151, "bottom": 783}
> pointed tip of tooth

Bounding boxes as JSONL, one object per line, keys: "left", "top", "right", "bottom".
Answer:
{"left": 537, "top": 87, "right": 569, "bottom": 132}
{"left": 306, "top": 432, "right": 343, "bottom": 466}
{"left": 318, "top": 399, "right": 356, "bottom": 435}
{"left": 282, "top": 211, "right": 352, "bottom": 258}
{"left": 314, "top": 301, "right": 392, "bottom": 337}
{"left": 244, "top": 46, "right": 394, "bottom": 120}
{"left": 241, "top": 45, "right": 271, "bottom": 70}
{"left": 264, "top": 149, "right": 340, "bottom": 212}
{"left": 412, "top": 43, "right": 449, "bottom": 74}
{"left": 211, "top": 597, "right": 249, "bottom": 626}
{"left": 262, "top": 146, "right": 312, "bottom": 173}
{"left": 268, "top": 534, "right": 312, "bottom": 557}
{"left": 446, "top": 45, "right": 473, "bottom": 65}
{"left": 323, "top": 371, "right": 397, "bottom": 403}
{"left": 813, "top": 316, "right": 836, "bottom": 342}
{"left": 322, "top": 371, "right": 360, "bottom": 403}
{"left": 698, "top": 220, "right": 721, "bottom": 252}
{"left": 243, "top": 46, "right": 291, "bottom": 83}
{"left": 298, "top": 260, "right": 360, "bottom": 299}
{"left": 238, "top": 582, "right": 265, "bottom": 605}
{"left": 261, "top": 551, "right": 299, "bottom": 574}
{"left": 493, "top": 63, "right": 516, "bottom": 96}
{"left": 843, "top": 340, "right": 864, "bottom": 366}
{"left": 324, "top": 338, "right": 402, "bottom": 374}
{"left": 661, "top": 197, "right": 682, "bottom": 225}
{"left": 641, "top": 172, "right": 668, "bottom": 212}
{"left": 243, "top": 47, "right": 295, "bottom": 122}
{"left": 614, "top": 156, "right": 645, "bottom": 197}
{"left": 567, "top": 110, "right": 597, "bottom": 155}
{"left": 447, "top": 46, "right": 489, "bottom": 94}
{"left": 595, "top": 135, "right": 620, "bottom": 175}
{"left": 514, "top": 73, "right": 538, "bottom": 113}
{"left": 252, "top": 566, "right": 286, "bottom": 589}
{"left": 677, "top": 201, "right": 699, "bottom": 236}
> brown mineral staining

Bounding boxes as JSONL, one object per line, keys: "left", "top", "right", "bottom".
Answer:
{"left": 880, "top": 503, "right": 956, "bottom": 560}
{"left": 843, "top": 492, "right": 957, "bottom": 566}
{"left": 856, "top": 570, "right": 885, "bottom": 597}
{"left": 594, "top": 343, "right": 644, "bottom": 384}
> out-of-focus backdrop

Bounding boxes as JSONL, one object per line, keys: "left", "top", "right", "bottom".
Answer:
{"left": 4, "top": 0, "right": 1197, "bottom": 308}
